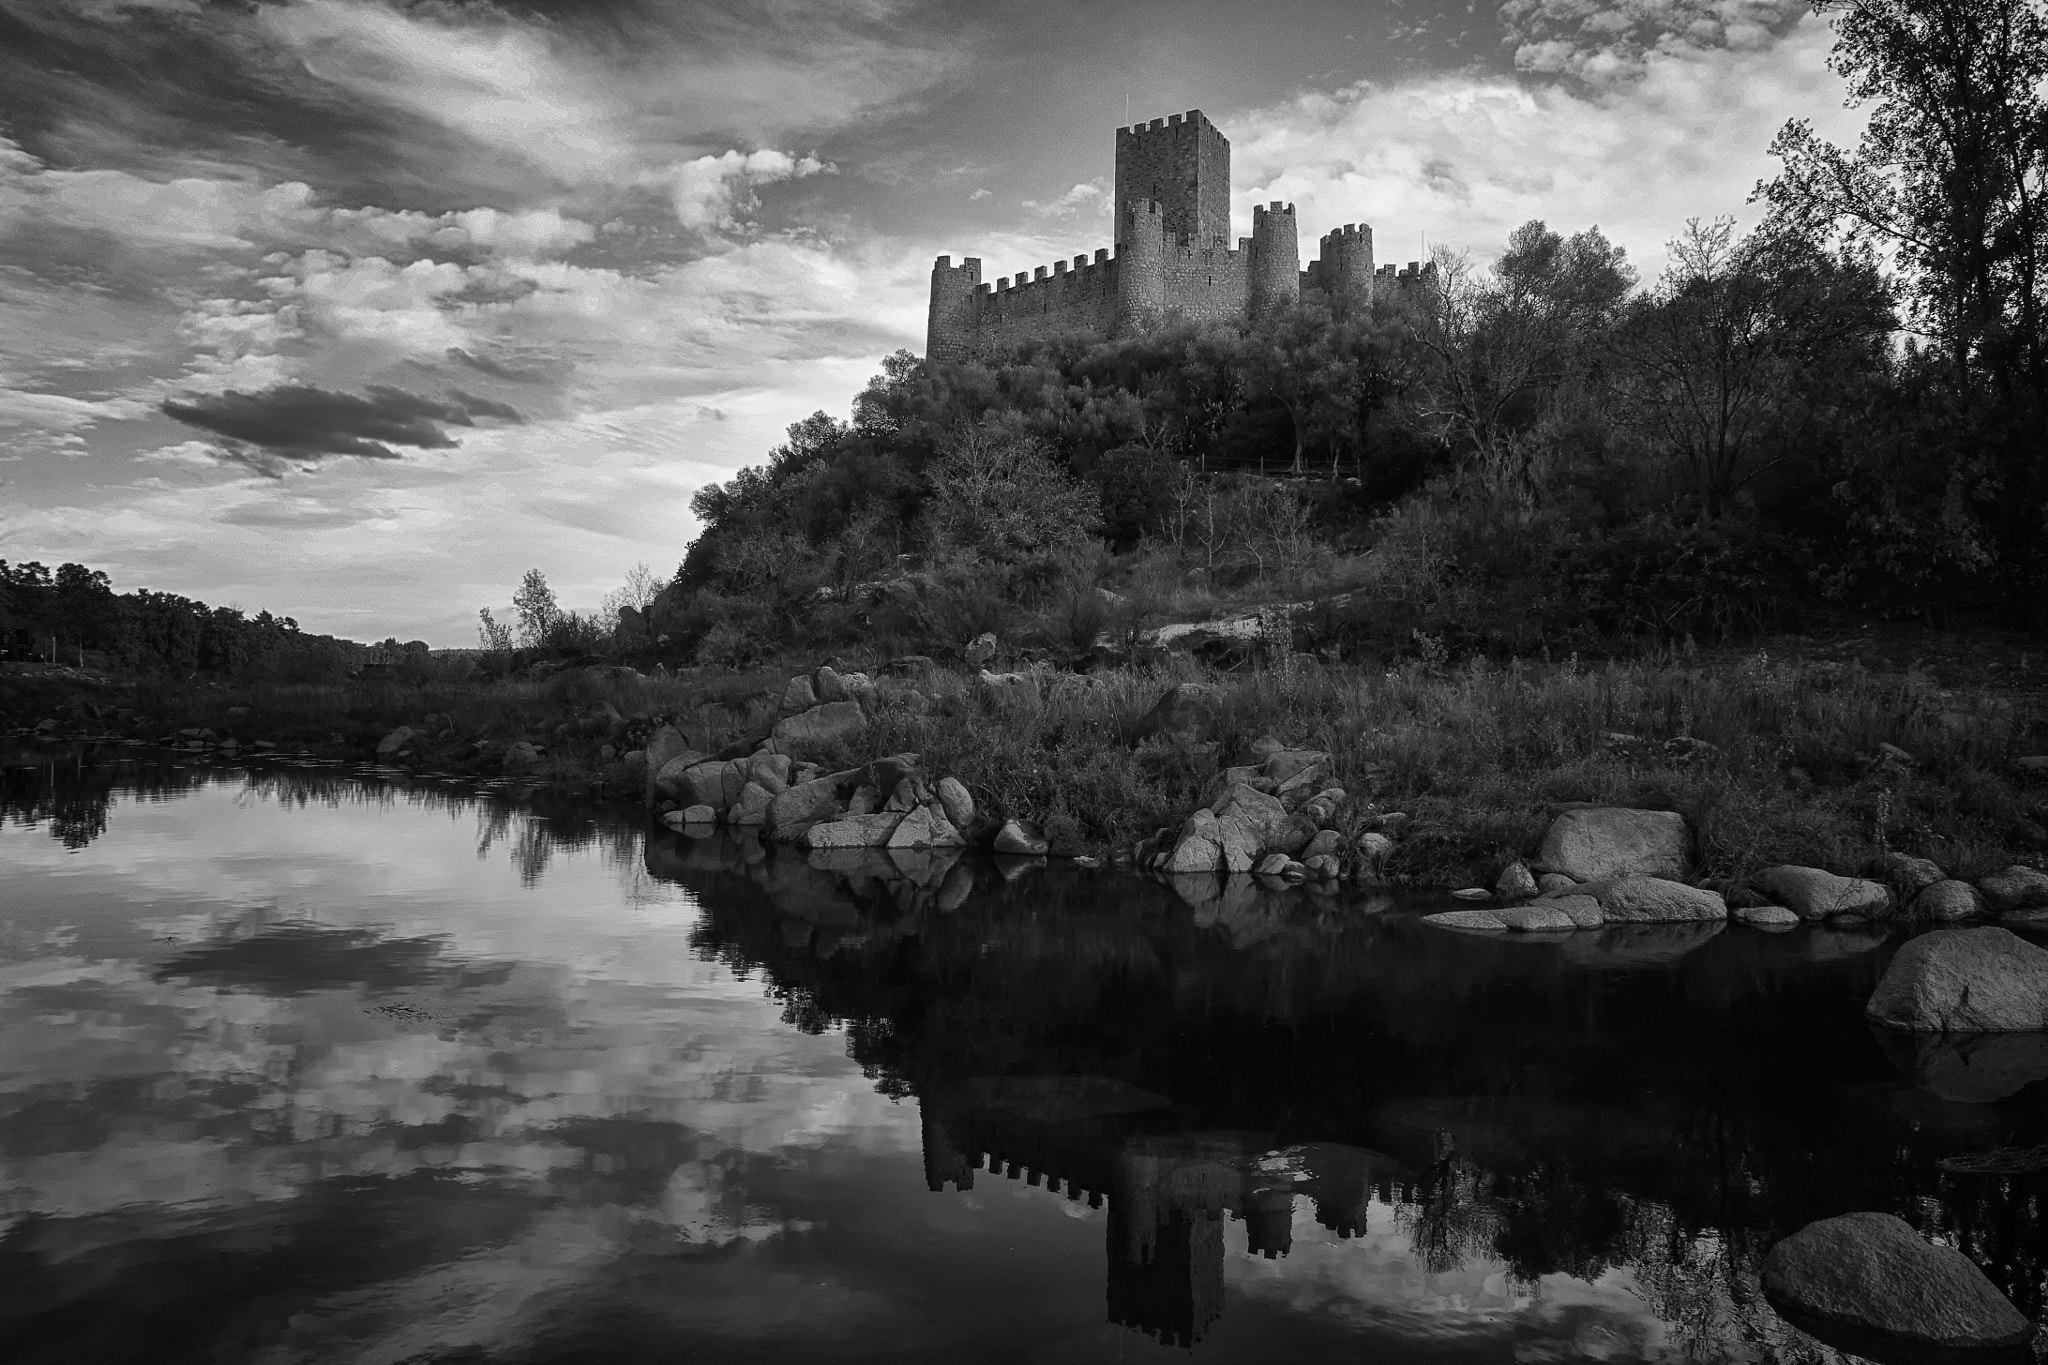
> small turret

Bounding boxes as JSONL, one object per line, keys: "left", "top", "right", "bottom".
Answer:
{"left": 1249, "top": 201, "right": 1299, "bottom": 323}
{"left": 926, "top": 255, "right": 982, "bottom": 361}
{"left": 1314, "top": 222, "right": 1375, "bottom": 319}
{"left": 1115, "top": 199, "right": 1165, "bottom": 335}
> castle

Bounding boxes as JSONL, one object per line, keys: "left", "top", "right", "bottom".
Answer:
{"left": 926, "top": 109, "right": 1429, "bottom": 361}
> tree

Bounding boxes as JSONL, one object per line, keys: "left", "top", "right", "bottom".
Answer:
{"left": 511, "top": 569, "right": 561, "bottom": 648}
{"left": 477, "top": 608, "right": 513, "bottom": 653}
{"left": 598, "top": 562, "right": 662, "bottom": 623}
{"left": 1612, "top": 217, "right": 1893, "bottom": 515}
{"left": 1244, "top": 303, "right": 1357, "bottom": 477}
{"left": 1404, "top": 222, "right": 1635, "bottom": 505}
{"left": 1759, "top": 0, "right": 2048, "bottom": 571}
{"left": 922, "top": 425, "right": 1102, "bottom": 565}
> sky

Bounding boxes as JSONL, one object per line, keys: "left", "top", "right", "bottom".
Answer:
{"left": 0, "top": 0, "right": 1867, "bottom": 645}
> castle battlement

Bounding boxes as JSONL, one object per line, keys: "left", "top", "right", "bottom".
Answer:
{"left": 928, "top": 111, "right": 1395, "bottom": 360}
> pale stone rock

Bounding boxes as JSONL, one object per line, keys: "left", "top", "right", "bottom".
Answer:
{"left": 375, "top": 726, "right": 415, "bottom": 757}
{"left": 1495, "top": 861, "right": 1539, "bottom": 901}
{"left": 1300, "top": 829, "right": 1345, "bottom": 862}
{"left": 935, "top": 776, "right": 974, "bottom": 830}
{"left": 812, "top": 666, "right": 848, "bottom": 703}
{"left": 1568, "top": 876, "right": 1727, "bottom": 923}
{"left": 503, "top": 742, "right": 541, "bottom": 774}
{"left": 1756, "top": 865, "right": 1892, "bottom": 920}
{"left": 994, "top": 819, "right": 1049, "bottom": 856}
{"left": 1543, "top": 894, "right": 1605, "bottom": 928}
{"left": 1866, "top": 926, "right": 2048, "bottom": 1031}
{"left": 730, "top": 781, "right": 774, "bottom": 827}
{"left": 1451, "top": 888, "right": 1492, "bottom": 901}
{"left": 770, "top": 701, "right": 869, "bottom": 759}
{"left": 781, "top": 674, "right": 817, "bottom": 713}
{"left": 887, "top": 805, "right": 938, "bottom": 849}
{"left": 1255, "top": 853, "right": 1292, "bottom": 876}
{"left": 1980, "top": 864, "right": 2048, "bottom": 913}
{"left": 1736, "top": 905, "right": 1801, "bottom": 928}
{"left": 1762, "top": 1212, "right": 2032, "bottom": 1350}
{"left": 1534, "top": 807, "right": 1690, "bottom": 881}
{"left": 805, "top": 813, "right": 905, "bottom": 850}
{"left": 1913, "top": 879, "right": 1984, "bottom": 921}
{"left": 1424, "top": 909, "right": 1506, "bottom": 930}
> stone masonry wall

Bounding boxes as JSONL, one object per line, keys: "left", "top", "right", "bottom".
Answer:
{"left": 972, "top": 252, "right": 1120, "bottom": 350}
{"left": 1115, "top": 112, "right": 1231, "bottom": 248}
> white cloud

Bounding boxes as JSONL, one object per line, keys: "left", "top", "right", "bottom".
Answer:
{"left": 1020, "top": 180, "right": 1108, "bottom": 219}
{"left": 1228, "top": 13, "right": 1862, "bottom": 274}
{"left": 655, "top": 150, "right": 831, "bottom": 232}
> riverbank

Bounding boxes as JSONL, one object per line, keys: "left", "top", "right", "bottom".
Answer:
{"left": 6, "top": 642, "right": 2045, "bottom": 889}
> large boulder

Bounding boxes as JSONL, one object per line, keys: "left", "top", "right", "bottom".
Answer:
{"left": 1164, "top": 810, "right": 1224, "bottom": 874}
{"left": 375, "top": 726, "right": 416, "bottom": 758}
{"left": 1756, "top": 865, "right": 1892, "bottom": 920}
{"left": 729, "top": 781, "right": 775, "bottom": 827}
{"left": 1866, "top": 927, "right": 2048, "bottom": 1032}
{"left": 770, "top": 701, "right": 868, "bottom": 760}
{"left": 1210, "top": 783, "right": 1290, "bottom": 874}
{"left": 1980, "top": 865, "right": 2048, "bottom": 914}
{"left": 780, "top": 674, "right": 818, "bottom": 714}
{"left": 994, "top": 819, "right": 1049, "bottom": 856}
{"left": 1533, "top": 807, "right": 1690, "bottom": 882}
{"left": 1761, "top": 1212, "right": 2032, "bottom": 1351}
{"left": 675, "top": 758, "right": 751, "bottom": 811}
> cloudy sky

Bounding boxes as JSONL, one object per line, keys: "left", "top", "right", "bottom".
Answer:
{"left": 0, "top": 0, "right": 1863, "bottom": 644}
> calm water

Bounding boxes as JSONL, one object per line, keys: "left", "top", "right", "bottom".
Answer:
{"left": 3, "top": 743, "right": 2046, "bottom": 1365}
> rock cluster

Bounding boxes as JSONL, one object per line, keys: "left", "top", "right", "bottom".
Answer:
{"left": 1136, "top": 740, "right": 1369, "bottom": 884}
{"left": 1425, "top": 807, "right": 1728, "bottom": 932}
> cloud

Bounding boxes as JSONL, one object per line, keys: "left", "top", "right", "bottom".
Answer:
{"left": 1498, "top": 0, "right": 1810, "bottom": 84}
{"left": 655, "top": 150, "right": 831, "bottom": 232}
{"left": 1020, "top": 180, "right": 1107, "bottom": 219}
{"left": 1227, "top": 13, "right": 1863, "bottom": 274}
{"left": 160, "top": 383, "right": 522, "bottom": 466}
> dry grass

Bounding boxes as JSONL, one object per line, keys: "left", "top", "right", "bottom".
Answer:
{"left": 864, "top": 651, "right": 2044, "bottom": 883}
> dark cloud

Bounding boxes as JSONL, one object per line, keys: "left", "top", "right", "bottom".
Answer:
{"left": 161, "top": 383, "right": 522, "bottom": 465}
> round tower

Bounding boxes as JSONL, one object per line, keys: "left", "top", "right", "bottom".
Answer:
{"left": 925, "top": 255, "right": 982, "bottom": 361}
{"left": 1115, "top": 199, "right": 1165, "bottom": 336}
{"left": 1249, "top": 202, "right": 1300, "bottom": 324}
{"left": 1317, "top": 223, "right": 1375, "bottom": 319}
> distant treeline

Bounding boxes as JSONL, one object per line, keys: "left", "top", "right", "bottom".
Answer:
{"left": 0, "top": 561, "right": 379, "bottom": 681}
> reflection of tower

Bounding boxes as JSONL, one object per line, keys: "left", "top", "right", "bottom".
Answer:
{"left": 920, "top": 1098, "right": 974, "bottom": 1192}
{"left": 1242, "top": 1188, "right": 1295, "bottom": 1259}
{"left": 1106, "top": 1202, "right": 1224, "bottom": 1349}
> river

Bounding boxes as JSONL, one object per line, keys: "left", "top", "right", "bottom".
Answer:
{"left": 3, "top": 743, "right": 2044, "bottom": 1363}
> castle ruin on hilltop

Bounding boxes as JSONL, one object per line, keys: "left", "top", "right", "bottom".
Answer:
{"left": 926, "top": 109, "right": 1431, "bottom": 361}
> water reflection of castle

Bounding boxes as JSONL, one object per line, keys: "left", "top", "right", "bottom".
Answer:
{"left": 918, "top": 1089, "right": 1417, "bottom": 1347}
{"left": 652, "top": 828, "right": 2048, "bottom": 1351}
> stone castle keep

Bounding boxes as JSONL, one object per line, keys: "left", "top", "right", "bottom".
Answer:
{"left": 926, "top": 109, "right": 1427, "bottom": 361}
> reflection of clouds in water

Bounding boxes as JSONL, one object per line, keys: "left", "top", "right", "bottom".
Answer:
{"left": 0, "top": 780, "right": 917, "bottom": 1342}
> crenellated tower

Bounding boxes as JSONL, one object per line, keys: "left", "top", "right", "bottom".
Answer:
{"left": 926, "top": 255, "right": 982, "bottom": 362}
{"left": 1115, "top": 111, "right": 1231, "bottom": 250}
{"left": 1248, "top": 201, "right": 1299, "bottom": 323}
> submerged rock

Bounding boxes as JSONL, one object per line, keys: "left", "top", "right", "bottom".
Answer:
{"left": 1425, "top": 905, "right": 1576, "bottom": 932}
{"left": 1762, "top": 1212, "right": 2032, "bottom": 1351}
{"left": 1551, "top": 875, "right": 1726, "bottom": 923}
{"left": 1866, "top": 927, "right": 2048, "bottom": 1032}
{"left": 1756, "top": 865, "right": 1892, "bottom": 920}
{"left": 1533, "top": 807, "right": 1690, "bottom": 882}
